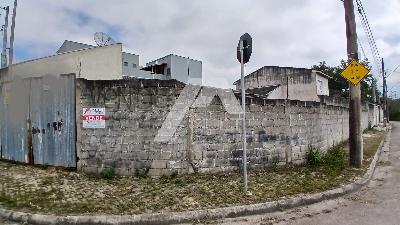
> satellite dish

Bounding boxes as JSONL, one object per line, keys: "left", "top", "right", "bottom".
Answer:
{"left": 94, "top": 32, "right": 116, "bottom": 46}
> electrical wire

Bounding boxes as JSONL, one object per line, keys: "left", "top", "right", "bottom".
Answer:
{"left": 357, "top": 37, "right": 367, "bottom": 60}
{"left": 355, "top": 0, "right": 382, "bottom": 75}
{"left": 340, "top": 0, "right": 382, "bottom": 76}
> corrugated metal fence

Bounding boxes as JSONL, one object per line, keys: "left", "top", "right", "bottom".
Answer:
{"left": 0, "top": 74, "right": 76, "bottom": 168}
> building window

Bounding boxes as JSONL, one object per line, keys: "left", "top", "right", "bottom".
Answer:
{"left": 167, "top": 68, "right": 171, "bottom": 76}
{"left": 317, "top": 80, "right": 323, "bottom": 93}
{"left": 132, "top": 64, "right": 137, "bottom": 68}
{"left": 124, "top": 62, "right": 128, "bottom": 67}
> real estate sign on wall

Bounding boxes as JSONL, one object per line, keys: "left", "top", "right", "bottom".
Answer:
{"left": 82, "top": 108, "right": 106, "bottom": 128}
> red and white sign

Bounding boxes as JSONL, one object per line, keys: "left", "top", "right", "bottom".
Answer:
{"left": 82, "top": 108, "right": 106, "bottom": 128}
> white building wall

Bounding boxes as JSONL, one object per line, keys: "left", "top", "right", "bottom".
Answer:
{"left": 122, "top": 52, "right": 140, "bottom": 76}
{"left": 146, "top": 55, "right": 202, "bottom": 83}
{"left": 315, "top": 72, "right": 330, "bottom": 96}
{"left": 266, "top": 71, "right": 320, "bottom": 102}
{"left": 146, "top": 56, "right": 172, "bottom": 77}
{"left": 7, "top": 44, "right": 123, "bottom": 80}
{"left": 170, "top": 55, "right": 202, "bottom": 83}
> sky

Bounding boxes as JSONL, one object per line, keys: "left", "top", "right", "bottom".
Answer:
{"left": 1, "top": 0, "right": 400, "bottom": 94}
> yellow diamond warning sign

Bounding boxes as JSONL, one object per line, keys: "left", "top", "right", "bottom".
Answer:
{"left": 340, "top": 59, "right": 370, "bottom": 85}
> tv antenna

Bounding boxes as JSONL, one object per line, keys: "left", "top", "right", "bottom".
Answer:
{"left": 94, "top": 32, "right": 116, "bottom": 46}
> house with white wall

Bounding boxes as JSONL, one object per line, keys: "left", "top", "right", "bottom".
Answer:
{"left": 233, "top": 66, "right": 331, "bottom": 102}
{"left": 55, "top": 40, "right": 202, "bottom": 82}
{"left": 142, "top": 54, "right": 202, "bottom": 83}
{"left": 3, "top": 43, "right": 123, "bottom": 80}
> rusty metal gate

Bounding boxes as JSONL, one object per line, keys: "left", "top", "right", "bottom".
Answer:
{"left": 0, "top": 78, "right": 30, "bottom": 163}
{"left": 0, "top": 74, "right": 76, "bottom": 167}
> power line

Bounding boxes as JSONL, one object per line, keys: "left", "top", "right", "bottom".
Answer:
{"left": 357, "top": 36, "right": 367, "bottom": 60}
{"left": 355, "top": 0, "right": 382, "bottom": 75}
{"left": 357, "top": 0, "right": 381, "bottom": 58}
{"left": 341, "top": 0, "right": 382, "bottom": 76}
{"left": 389, "top": 81, "right": 400, "bottom": 91}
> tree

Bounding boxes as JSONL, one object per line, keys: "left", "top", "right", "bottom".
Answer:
{"left": 312, "top": 59, "right": 379, "bottom": 102}
{"left": 389, "top": 98, "right": 400, "bottom": 121}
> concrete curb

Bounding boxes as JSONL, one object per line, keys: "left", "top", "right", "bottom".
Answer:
{"left": 0, "top": 129, "right": 391, "bottom": 225}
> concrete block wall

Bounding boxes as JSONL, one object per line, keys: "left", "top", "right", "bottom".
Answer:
{"left": 76, "top": 78, "right": 380, "bottom": 176}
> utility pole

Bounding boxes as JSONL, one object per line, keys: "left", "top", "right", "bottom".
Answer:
{"left": 382, "top": 59, "right": 387, "bottom": 126}
{"left": 372, "top": 78, "right": 376, "bottom": 103}
{"left": 344, "top": 0, "right": 363, "bottom": 168}
{"left": 9, "top": 0, "right": 17, "bottom": 66}
{"left": 385, "top": 72, "right": 389, "bottom": 123}
{"left": 1, "top": 6, "right": 9, "bottom": 68}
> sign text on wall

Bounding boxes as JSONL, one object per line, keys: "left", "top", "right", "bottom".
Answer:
{"left": 82, "top": 108, "right": 106, "bottom": 128}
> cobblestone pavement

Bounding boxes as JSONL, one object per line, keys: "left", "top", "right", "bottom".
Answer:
{"left": 0, "top": 217, "right": 23, "bottom": 225}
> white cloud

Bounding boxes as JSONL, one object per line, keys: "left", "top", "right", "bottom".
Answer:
{"left": 2, "top": 0, "right": 399, "bottom": 92}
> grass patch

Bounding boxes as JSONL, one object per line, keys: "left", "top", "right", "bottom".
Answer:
{"left": 39, "top": 176, "right": 55, "bottom": 186}
{"left": 306, "top": 145, "right": 346, "bottom": 176}
{"left": 322, "top": 146, "right": 346, "bottom": 175}
{"left": 363, "top": 130, "right": 385, "bottom": 160}
{"left": 100, "top": 168, "right": 115, "bottom": 180}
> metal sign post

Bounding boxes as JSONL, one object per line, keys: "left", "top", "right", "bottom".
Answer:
{"left": 237, "top": 33, "right": 252, "bottom": 193}
{"left": 239, "top": 40, "right": 248, "bottom": 193}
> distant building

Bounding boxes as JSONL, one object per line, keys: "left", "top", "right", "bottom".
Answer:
{"left": 55, "top": 40, "right": 202, "bottom": 83}
{"left": 57, "top": 40, "right": 93, "bottom": 54}
{"left": 142, "top": 54, "right": 202, "bottom": 83}
{"left": 2, "top": 42, "right": 123, "bottom": 81}
{"left": 233, "top": 66, "right": 330, "bottom": 102}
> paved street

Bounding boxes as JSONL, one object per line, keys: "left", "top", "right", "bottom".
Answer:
{"left": 203, "top": 122, "right": 399, "bottom": 225}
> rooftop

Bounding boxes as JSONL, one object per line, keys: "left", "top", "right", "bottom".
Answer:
{"left": 57, "top": 40, "right": 139, "bottom": 56}
{"left": 147, "top": 54, "right": 202, "bottom": 65}
{"left": 233, "top": 66, "right": 331, "bottom": 85}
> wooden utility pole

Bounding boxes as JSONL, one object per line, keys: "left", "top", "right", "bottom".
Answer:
{"left": 385, "top": 72, "right": 389, "bottom": 123}
{"left": 372, "top": 78, "right": 376, "bottom": 103}
{"left": 344, "top": 0, "right": 363, "bottom": 167}
{"left": 382, "top": 59, "right": 387, "bottom": 126}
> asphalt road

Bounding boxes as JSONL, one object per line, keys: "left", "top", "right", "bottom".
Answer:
{"left": 202, "top": 122, "right": 399, "bottom": 225}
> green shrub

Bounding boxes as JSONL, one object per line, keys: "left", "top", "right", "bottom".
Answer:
{"left": 134, "top": 167, "right": 150, "bottom": 178}
{"left": 306, "top": 146, "right": 323, "bottom": 166}
{"left": 100, "top": 168, "right": 115, "bottom": 180}
{"left": 323, "top": 146, "right": 346, "bottom": 175}
{"left": 160, "top": 171, "right": 178, "bottom": 181}
{"left": 307, "top": 145, "right": 347, "bottom": 175}
{"left": 271, "top": 156, "right": 280, "bottom": 171}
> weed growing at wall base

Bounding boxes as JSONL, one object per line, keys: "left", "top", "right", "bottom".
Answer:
{"left": 306, "top": 146, "right": 324, "bottom": 167}
{"left": 306, "top": 145, "right": 346, "bottom": 175}
{"left": 100, "top": 168, "right": 115, "bottom": 180}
